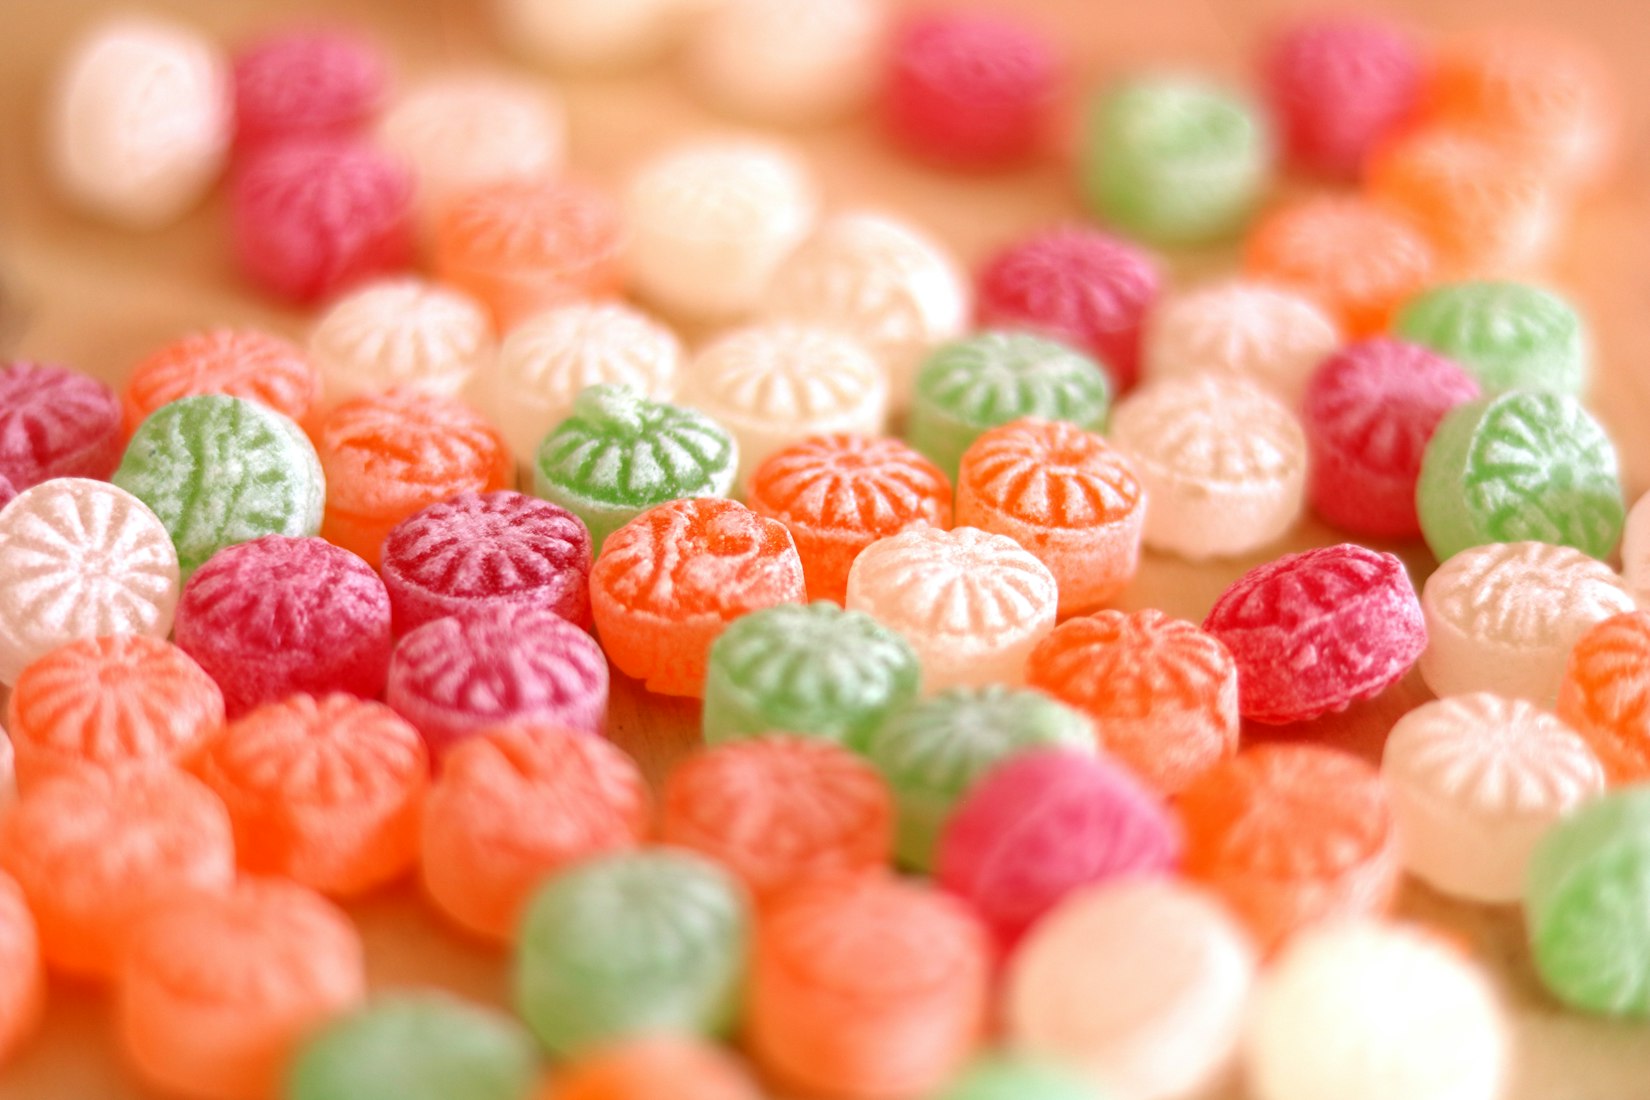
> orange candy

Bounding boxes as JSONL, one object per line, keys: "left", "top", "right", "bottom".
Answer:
{"left": 198, "top": 694, "right": 428, "bottom": 897}
{"left": 0, "top": 872, "right": 44, "bottom": 1067}
{"left": 1558, "top": 610, "right": 1650, "bottom": 785}
{"left": 542, "top": 1037, "right": 763, "bottom": 1100}
{"left": 124, "top": 329, "right": 322, "bottom": 437}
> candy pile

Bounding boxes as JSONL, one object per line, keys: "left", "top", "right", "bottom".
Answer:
{"left": 0, "top": 3, "right": 1641, "bottom": 1100}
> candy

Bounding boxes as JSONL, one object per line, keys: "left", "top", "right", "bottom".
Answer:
{"left": 748, "top": 875, "right": 990, "bottom": 1098}
{"left": 687, "top": 0, "right": 883, "bottom": 124}
{"left": 118, "top": 879, "right": 366, "bottom": 1100}
{"left": 590, "top": 498, "right": 804, "bottom": 697}
{"left": 1559, "top": 612, "right": 1650, "bottom": 783}
{"left": 1005, "top": 880, "right": 1256, "bottom": 1100}
{"left": 1109, "top": 376, "right": 1306, "bottom": 560}
{"left": 316, "top": 388, "right": 512, "bottom": 569}
{"left": 309, "top": 278, "right": 493, "bottom": 405}
{"left": 701, "top": 602, "right": 920, "bottom": 748}
{"left": 422, "top": 722, "right": 649, "bottom": 942}
{"left": 1628, "top": 491, "right": 1650, "bottom": 604}
{"left": 956, "top": 418, "right": 1143, "bottom": 616}
{"left": 516, "top": 849, "right": 749, "bottom": 1054}
{"left": 125, "top": 329, "right": 322, "bottom": 436}
{"left": 0, "top": 873, "right": 43, "bottom": 1066}
{"left": 387, "top": 603, "right": 608, "bottom": 759}
{"left": 0, "top": 478, "right": 179, "bottom": 686}
{"left": 1301, "top": 338, "right": 1482, "bottom": 538}
{"left": 938, "top": 749, "right": 1181, "bottom": 948}
{"left": 1382, "top": 693, "right": 1602, "bottom": 903}
{"left": 47, "top": 16, "right": 231, "bottom": 227}
{"left": 1027, "top": 609, "right": 1238, "bottom": 794}
{"left": 0, "top": 360, "right": 122, "bottom": 489}
{"left": 1420, "top": 541, "right": 1633, "bottom": 705}
{"left": 533, "top": 385, "right": 735, "bottom": 554}
{"left": 1140, "top": 281, "right": 1340, "bottom": 404}
{"left": 1416, "top": 390, "right": 1624, "bottom": 562}
{"left": 496, "top": 0, "right": 684, "bottom": 69}
{"left": 882, "top": 11, "right": 1061, "bottom": 168}
{"left": 548, "top": 1037, "right": 763, "bottom": 1100}
{"left": 7, "top": 634, "right": 223, "bottom": 794}
{"left": 845, "top": 526, "right": 1058, "bottom": 693}
{"left": 661, "top": 735, "right": 893, "bottom": 901}
{"left": 1393, "top": 280, "right": 1589, "bottom": 395}
{"left": 0, "top": 767, "right": 234, "bottom": 979}
{"left": 932, "top": 1056, "right": 1098, "bottom": 1100}
{"left": 908, "top": 331, "right": 1111, "bottom": 479}
{"left": 1178, "top": 745, "right": 1400, "bottom": 952}
{"left": 974, "top": 227, "right": 1159, "bottom": 392}
{"left": 0, "top": 476, "right": 14, "bottom": 511}
{"left": 232, "top": 28, "right": 388, "bottom": 151}
{"left": 625, "top": 139, "right": 817, "bottom": 320}
{"left": 1242, "top": 921, "right": 1507, "bottom": 1100}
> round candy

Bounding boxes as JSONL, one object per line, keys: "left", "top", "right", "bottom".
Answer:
{"left": 174, "top": 535, "right": 393, "bottom": 717}
{"left": 687, "top": 0, "right": 883, "bottom": 124}
{"left": 1140, "top": 280, "right": 1340, "bottom": 405}
{"left": 1302, "top": 338, "right": 1482, "bottom": 538}
{"left": 1393, "top": 280, "right": 1589, "bottom": 396}
{"left": 1383, "top": 693, "right": 1603, "bottom": 903}
{"left": 125, "top": 329, "right": 322, "bottom": 436}
{"left": 387, "top": 603, "right": 608, "bottom": 760}
{"left": 422, "top": 722, "right": 649, "bottom": 942}
{"left": 1005, "top": 880, "right": 1256, "bottom": 1100}
{"left": 0, "top": 361, "right": 122, "bottom": 489}
{"left": 1178, "top": 745, "right": 1400, "bottom": 952}
{"left": 309, "top": 278, "right": 493, "bottom": 405}
{"left": 0, "top": 873, "right": 43, "bottom": 1067}
{"left": 516, "top": 849, "right": 750, "bottom": 1055}
{"left": 548, "top": 1037, "right": 763, "bottom": 1100}
{"left": 118, "top": 879, "right": 366, "bottom": 1100}
{"left": 909, "top": 331, "right": 1111, "bottom": 479}
{"left": 114, "top": 394, "right": 325, "bottom": 579}
{"left": 1559, "top": 611, "right": 1650, "bottom": 784}
{"left": 1416, "top": 390, "right": 1624, "bottom": 562}
{"left": 232, "top": 27, "right": 388, "bottom": 151}
{"left": 590, "top": 498, "right": 804, "bottom": 697}
{"left": 932, "top": 1055, "right": 1098, "bottom": 1100}
{"left": 1421, "top": 541, "right": 1633, "bottom": 705}
{"left": 974, "top": 226, "right": 1159, "bottom": 393}
{"left": 495, "top": 0, "right": 683, "bottom": 70}
{"left": 0, "top": 478, "right": 179, "bottom": 686}
{"left": 0, "top": 476, "right": 14, "bottom": 511}
{"left": 1627, "top": 491, "right": 1650, "bottom": 605}
{"left": 701, "top": 602, "right": 920, "bottom": 749}
{"left": 1027, "top": 609, "right": 1238, "bottom": 795}
{"left": 845, "top": 526, "right": 1058, "bottom": 693}
{"left": 1109, "top": 376, "right": 1306, "bottom": 560}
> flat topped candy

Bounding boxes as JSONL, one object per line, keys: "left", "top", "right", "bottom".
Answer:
{"left": 0, "top": 873, "right": 42, "bottom": 1067}
{"left": 1141, "top": 280, "right": 1340, "bottom": 405}
{"left": 309, "top": 278, "right": 493, "bottom": 405}
{"left": 232, "top": 27, "right": 388, "bottom": 151}
{"left": 0, "top": 361, "right": 122, "bottom": 490}
{"left": 687, "top": 0, "right": 885, "bottom": 125}
{"left": 1559, "top": 611, "right": 1650, "bottom": 783}
{"left": 1395, "top": 280, "right": 1589, "bottom": 396}
{"left": 125, "top": 329, "right": 321, "bottom": 436}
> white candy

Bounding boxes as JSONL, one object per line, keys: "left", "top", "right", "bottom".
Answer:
{"left": 46, "top": 16, "right": 231, "bottom": 228}
{"left": 1143, "top": 281, "right": 1341, "bottom": 405}
{"left": 309, "top": 278, "right": 494, "bottom": 405}
{"left": 686, "top": 0, "right": 886, "bottom": 124}
{"left": 495, "top": 0, "right": 687, "bottom": 69}
{"left": 1620, "top": 489, "right": 1650, "bottom": 607}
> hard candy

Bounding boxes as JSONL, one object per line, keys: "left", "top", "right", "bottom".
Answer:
{"left": 0, "top": 361, "right": 122, "bottom": 489}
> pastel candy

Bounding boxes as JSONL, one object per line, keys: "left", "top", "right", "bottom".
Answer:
{"left": 0, "top": 873, "right": 43, "bottom": 1067}
{"left": 0, "top": 361, "right": 122, "bottom": 489}
{"left": 687, "top": 0, "right": 884, "bottom": 124}
{"left": 496, "top": 0, "right": 684, "bottom": 69}
{"left": 1141, "top": 281, "right": 1340, "bottom": 405}
{"left": 232, "top": 28, "right": 388, "bottom": 151}
{"left": 309, "top": 278, "right": 493, "bottom": 405}
{"left": 1621, "top": 490, "right": 1650, "bottom": 605}
{"left": 548, "top": 1037, "right": 764, "bottom": 1100}
{"left": 1559, "top": 611, "right": 1650, "bottom": 783}
{"left": 125, "top": 329, "right": 322, "bottom": 436}
{"left": 1394, "top": 281, "right": 1589, "bottom": 396}
{"left": 933, "top": 1056, "right": 1100, "bottom": 1100}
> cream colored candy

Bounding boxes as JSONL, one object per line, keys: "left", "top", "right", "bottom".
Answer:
{"left": 1143, "top": 281, "right": 1341, "bottom": 405}
{"left": 1383, "top": 693, "right": 1604, "bottom": 903}
{"left": 1420, "top": 541, "right": 1634, "bottom": 705}
{"left": 1005, "top": 879, "right": 1256, "bottom": 1100}
{"left": 845, "top": 526, "right": 1057, "bottom": 693}
{"left": 46, "top": 16, "right": 231, "bottom": 228}
{"left": 496, "top": 0, "right": 687, "bottom": 69}
{"left": 1109, "top": 375, "right": 1307, "bottom": 560}
{"left": 687, "top": 0, "right": 886, "bottom": 124}
{"left": 1621, "top": 489, "right": 1650, "bottom": 607}
{"left": 309, "top": 278, "right": 494, "bottom": 405}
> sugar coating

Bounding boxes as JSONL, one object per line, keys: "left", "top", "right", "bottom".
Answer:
{"left": 47, "top": 15, "right": 231, "bottom": 227}
{"left": 846, "top": 526, "right": 1058, "bottom": 693}
{"left": 1142, "top": 280, "right": 1340, "bottom": 405}
{"left": 496, "top": 0, "right": 686, "bottom": 70}
{"left": 309, "top": 278, "right": 493, "bottom": 405}
{"left": 118, "top": 879, "right": 365, "bottom": 1100}
{"left": 0, "top": 873, "right": 43, "bottom": 1066}
{"left": 550, "top": 1037, "right": 763, "bottom": 1100}
{"left": 516, "top": 849, "right": 750, "bottom": 1055}
{"left": 232, "top": 28, "right": 388, "bottom": 151}
{"left": 1109, "top": 375, "right": 1306, "bottom": 560}
{"left": 1394, "top": 280, "right": 1589, "bottom": 396}
{"left": 931, "top": 1056, "right": 1098, "bottom": 1100}
{"left": 0, "top": 478, "right": 179, "bottom": 686}
{"left": 0, "top": 361, "right": 123, "bottom": 489}
{"left": 1383, "top": 693, "right": 1602, "bottom": 903}
{"left": 625, "top": 139, "right": 818, "bottom": 320}
{"left": 125, "top": 329, "right": 322, "bottom": 436}
{"left": 1560, "top": 611, "right": 1650, "bottom": 783}
{"left": 687, "top": 0, "right": 884, "bottom": 124}
{"left": 1421, "top": 541, "right": 1634, "bottom": 705}
{"left": 1006, "top": 880, "right": 1255, "bottom": 1100}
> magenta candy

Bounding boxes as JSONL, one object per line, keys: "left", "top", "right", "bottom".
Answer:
{"left": 232, "top": 28, "right": 389, "bottom": 152}
{"left": 174, "top": 535, "right": 393, "bottom": 718}
{"left": 0, "top": 361, "right": 122, "bottom": 490}
{"left": 380, "top": 490, "right": 593, "bottom": 635}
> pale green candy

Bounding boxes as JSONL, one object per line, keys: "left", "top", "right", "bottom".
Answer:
{"left": 286, "top": 993, "right": 538, "bottom": 1100}
{"left": 1395, "top": 281, "right": 1588, "bottom": 395}
{"left": 515, "top": 849, "right": 749, "bottom": 1055}
{"left": 702, "top": 601, "right": 920, "bottom": 750}
{"left": 935, "top": 1055, "right": 1105, "bottom": 1100}
{"left": 909, "top": 332, "right": 1110, "bottom": 478}
{"left": 863, "top": 685, "right": 1095, "bottom": 869}
{"left": 1080, "top": 76, "right": 1271, "bottom": 244}
{"left": 1416, "top": 390, "right": 1624, "bottom": 562}
{"left": 113, "top": 394, "right": 323, "bottom": 578}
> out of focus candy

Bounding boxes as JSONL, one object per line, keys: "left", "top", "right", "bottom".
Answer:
{"left": 1394, "top": 280, "right": 1589, "bottom": 395}
{"left": 125, "top": 329, "right": 322, "bottom": 436}
{"left": 0, "top": 361, "right": 122, "bottom": 489}
{"left": 1559, "top": 611, "right": 1650, "bottom": 784}
{"left": 1141, "top": 280, "right": 1339, "bottom": 404}
{"left": 309, "top": 278, "right": 492, "bottom": 405}
{"left": 496, "top": 0, "right": 687, "bottom": 70}
{"left": 547, "top": 1037, "right": 763, "bottom": 1100}
{"left": 0, "top": 874, "right": 42, "bottom": 1067}
{"left": 232, "top": 27, "right": 389, "bottom": 152}
{"left": 688, "top": 0, "right": 884, "bottom": 125}
{"left": 932, "top": 1056, "right": 1099, "bottom": 1100}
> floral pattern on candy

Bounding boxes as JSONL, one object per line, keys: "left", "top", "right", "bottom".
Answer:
{"left": 125, "top": 329, "right": 322, "bottom": 436}
{"left": 1559, "top": 612, "right": 1650, "bottom": 784}
{"left": 0, "top": 873, "right": 43, "bottom": 1066}
{"left": 0, "top": 361, "right": 122, "bottom": 489}
{"left": 1394, "top": 280, "right": 1588, "bottom": 397}
{"left": 309, "top": 278, "right": 493, "bottom": 405}
{"left": 548, "top": 1037, "right": 763, "bottom": 1100}
{"left": 232, "top": 28, "right": 388, "bottom": 150}
{"left": 1142, "top": 281, "right": 1339, "bottom": 404}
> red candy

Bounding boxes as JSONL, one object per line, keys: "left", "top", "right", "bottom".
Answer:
{"left": 0, "top": 361, "right": 122, "bottom": 490}
{"left": 0, "top": 475, "right": 14, "bottom": 511}
{"left": 173, "top": 535, "right": 393, "bottom": 718}
{"left": 381, "top": 490, "right": 593, "bottom": 635}
{"left": 1302, "top": 338, "right": 1481, "bottom": 538}
{"left": 232, "top": 28, "right": 389, "bottom": 153}
{"left": 1203, "top": 544, "right": 1426, "bottom": 724}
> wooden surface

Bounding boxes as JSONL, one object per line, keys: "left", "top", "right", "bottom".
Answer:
{"left": 3, "top": 0, "right": 1650, "bottom": 1097}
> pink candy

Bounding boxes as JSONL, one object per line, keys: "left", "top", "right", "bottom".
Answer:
{"left": 0, "top": 361, "right": 122, "bottom": 491}
{"left": 232, "top": 28, "right": 389, "bottom": 152}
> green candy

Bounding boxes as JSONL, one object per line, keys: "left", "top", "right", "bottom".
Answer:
{"left": 533, "top": 384, "right": 738, "bottom": 552}
{"left": 1395, "top": 281, "right": 1588, "bottom": 395}
{"left": 909, "top": 332, "right": 1111, "bottom": 479}
{"left": 934, "top": 1054, "right": 1104, "bottom": 1100}
{"left": 702, "top": 601, "right": 921, "bottom": 750}
{"left": 863, "top": 685, "right": 1096, "bottom": 870}
{"left": 1416, "top": 390, "right": 1624, "bottom": 562}
{"left": 1526, "top": 789, "right": 1650, "bottom": 1017}
{"left": 515, "top": 849, "right": 749, "bottom": 1055}
{"left": 1080, "top": 76, "right": 1271, "bottom": 244}
{"left": 287, "top": 993, "right": 538, "bottom": 1100}
{"left": 113, "top": 394, "right": 324, "bottom": 578}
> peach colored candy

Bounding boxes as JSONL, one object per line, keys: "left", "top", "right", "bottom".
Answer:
{"left": 1141, "top": 280, "right": 1340, "bottom": 405}
{"left": 0, "top": 767, "right": 234, "bottom": 979}
{"left": 544, "top": 1037, "right": 763, "bottom": 1100}
{"left": 956, "top": 418, "right": 1144, "bottom": 616}
{"left": 0, "top": 872, "right": 44, "bottom": 1067}
{"left": 118, "top": 878, "right": 366, "bottom": 1100}
{"left": 125, "top": 329, "right": 322, "bottom": 436}
{"left": 308, "top": 279, "right": 493, "bottom": 406}
{"left": 686, "top": 0, "right": 884, "bottom": 125}
{"left": 421, "top": 723, "right": 651, "bottom": 942}
{"left": 1622, "top": 489, "right": 1650, "bottom": 606}
{"left": 1559, "top": 611, "right": 1650, "bottom": 785}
